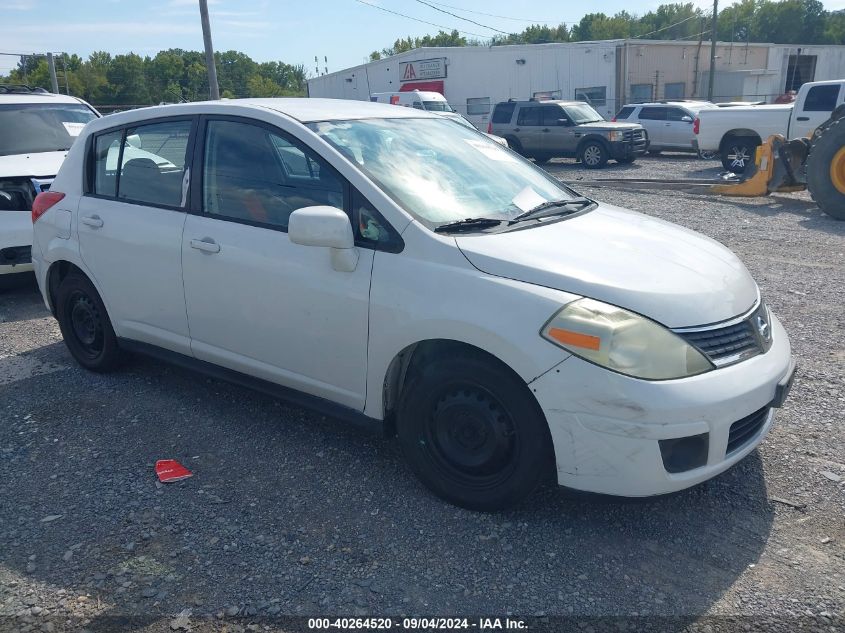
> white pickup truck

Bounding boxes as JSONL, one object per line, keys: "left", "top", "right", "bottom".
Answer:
{"left": 694, "top": 79, "right": 845, "bottom": 172}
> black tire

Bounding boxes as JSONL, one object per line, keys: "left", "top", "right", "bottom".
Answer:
{"left": 0, "top": 271, "right": 35, "bottom": 292}
{"left": 533, "top": 155, "right": 551, "bottom": 164}
{"left": 720, "top": 137, "right": 758, "bottom": 173}
{"left": 579, "top": 141, "right": 609, "bottom": 169}
{"left": 505, "top": 137, "right": 524, "bottom": 156}
{"left": 647, "top": 149, "right": 662, "bottom": 156}
{"left": 55, "top": 272, "right": 121, "bottom": 372}
{"left": 806, "top": 116, "right": 845, "bottom": 221}
{"left": 616, "top": 156, "right": 636, "bottom": 164}
{"left": 698, "top": 150, "right": 718, "bottom": 160}
{"left": 397, "top": 354, "right": 553, "bottom": 511}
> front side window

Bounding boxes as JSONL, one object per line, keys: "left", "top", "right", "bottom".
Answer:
{"left": 517, "top": 107, "right": 542, "bottom": 126}
{"left": 804, "top": 85, "right": 840, "bottom": 112}
{"left": 541, "top": 106, "right": 565, "bottom": 126}
{"left": 0, "top": 103, "right": 97, "bottom": 157}
{"left": 667, "top": 108, "right": 689, "bottom": 122}
{"left": 203, "top": 119, "right": 343, "bottom": 230}
{"left": 310, "top": 118, "right": 578, "bottom": 226}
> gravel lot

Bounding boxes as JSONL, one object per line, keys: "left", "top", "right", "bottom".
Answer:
{"left": 1, "top": 153, "right": 843, "bottom": 632}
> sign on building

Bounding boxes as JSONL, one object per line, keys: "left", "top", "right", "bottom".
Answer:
{"left": 400, "top": 58, "right": 447, "bottom": 82}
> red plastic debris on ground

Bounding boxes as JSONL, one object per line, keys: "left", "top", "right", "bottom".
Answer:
{"left": 154, "top": 459, "right": 193, "bottom": 483}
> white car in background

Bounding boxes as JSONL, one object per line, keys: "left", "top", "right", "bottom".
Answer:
{"left": 613, "top": 101, "right": 718, "bottom": 156}
{"left": 32, "top": 98, "right": 794, "bottom": 510}
{"left": 0, "top": 86, "right": 99, "bottom": 289}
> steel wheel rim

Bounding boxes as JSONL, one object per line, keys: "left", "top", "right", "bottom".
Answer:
{"left": 830, "top": 146, "right": 845, "bottom": 194}
{"left": 424, "top": 384, "right": 519, "bottom": 489}
{"left": 583, "top": 146, "right": 601, "bottom": 165}
{"left": 68, "top": 290, "right": 104, "bottom": 358}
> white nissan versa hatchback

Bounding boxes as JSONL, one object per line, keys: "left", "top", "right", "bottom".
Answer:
{"left": 31, "top": 99, "right": 795, "bottom": 510}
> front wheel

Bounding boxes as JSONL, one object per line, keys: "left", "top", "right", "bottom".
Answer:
{"left": 55, "top": 273, "right": 122, "bottom": 372}
{"left": 397, "top": 354, "right": 553, "bottom": 511}
{"left": 616, "top": 156, "right": 636, "bottom": 164}
{"left": 580, "top": 141, "right": 609, "bottom": 169}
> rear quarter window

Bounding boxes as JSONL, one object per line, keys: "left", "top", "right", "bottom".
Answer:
{"left": 615, "top": 106, "right": 635, "bottom": 120}
{"left": 491, "top": 102, "right": 516, "bottom": 124}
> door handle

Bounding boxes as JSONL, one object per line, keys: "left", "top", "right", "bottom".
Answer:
{"left": 542, "top": 128, "right": 550, "bottom": 132}
{"left": 513, "top": 128, "right": 521, "bottom": 132}
{"left": 190, "top": 238, "right": 221, "bottom": 254}
{"left": 81, "top": 215, "right": 103, "bottom": 228}
{"left": 796, "top": 116, "right": 809, "bottom": 121}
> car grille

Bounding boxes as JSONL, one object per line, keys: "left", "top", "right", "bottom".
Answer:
{"left": 675, "top": 303, "right": 771, "bottom": 367}
{"left": 726, "top": 406, "right": 770, "bottom": 454}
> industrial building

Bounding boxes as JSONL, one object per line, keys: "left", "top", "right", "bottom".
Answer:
{"left": 307, "top": 40, "right": 845, "bottom": 128}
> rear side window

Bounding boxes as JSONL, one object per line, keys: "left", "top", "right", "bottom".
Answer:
{"left": 638, "top": 107, "right": 667, "bottom": 121}
{"left": 615, "top": 106, "right": 635, "bottom": 120}
{"left": 491, "top": 102, "right": 516, "bottom": 124}
{"left": 803, "top": 85, "right": 840, "bottom": 112}
{"left": 202, "top": 119, "right": 344, "bottom": 231}
{"left": 517, "top": 107, "right": 541, "bottom": 126}
{"left": 118, "top": 120, "right": 191, "bottom": 207}
{"left": 92, "top": 130, "right": 122, "bottom": 197}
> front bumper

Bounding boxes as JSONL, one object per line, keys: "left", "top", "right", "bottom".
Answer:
{"left": 530, "top": 312, "right": 794, "bottom": 496}
{"left": 0, "top": 210, "right": 33, "bottom": 275}
{"left": 609, "top": 137, "right": 649, "bottom": 160}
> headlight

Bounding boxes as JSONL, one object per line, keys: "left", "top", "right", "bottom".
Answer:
{"left": 541, "top": 298, "right": 714, "bottom": 380}
{"left": 607, "top": 131, "right": 624, "bottom": 142}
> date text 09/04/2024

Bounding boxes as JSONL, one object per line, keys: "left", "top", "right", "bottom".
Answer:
{"left": 308, "top": 618, "right": 528, "bottom": 630}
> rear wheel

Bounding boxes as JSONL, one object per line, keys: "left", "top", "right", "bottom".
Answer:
{"left": 505, "top": 137, "right": 524, "bottom": 156}
{"left": 55, "top": 273, "right": 121, "bottom": 372}
{"left": 721, "top": 138, "right": 758, "bottom": 173}
{"left": 616, "top": 156, "right": 636, "bottom": 164}
{"left": 397, "top": 354, "right": 553, "bottom": 511}
{"left": 533, "top": 155, "right": 551, "bottom": 164}
{"left": 580, "top": 141, "right": 608, "bottom": 169}
{"left": 647, "top": 149, "right": 662, "bottom": 156}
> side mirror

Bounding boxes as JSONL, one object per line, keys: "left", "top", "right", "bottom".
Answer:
{"left": 288, "top": 206, "right": 358, "bottom": 272}
{"left": 681, "top": 115, "right": 693, "bottom": 123}
{"left": 126, "top": 133, "right": 142, "bottom": 148}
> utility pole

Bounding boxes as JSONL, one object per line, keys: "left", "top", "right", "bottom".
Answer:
{"left": 198, "top": 0, "right": 220, "bottom": 100}
{"left": 46, "top": 52, "right": 59, "bottom": 94}
{"left": 707, "top": 0, "right": 718, "bottom": 101}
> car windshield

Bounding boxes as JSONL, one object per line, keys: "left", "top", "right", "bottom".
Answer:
{"left": 310, "top": 117, "right": 577, "bottom": 227}
{"left": 423, "top": 101, "right": 450, "bottom": 112}
{"left": 0, "top": 103, "right": 97, "bottom": 156}
{"left": 564, "top": 104, "right": 605, "bottom": 123}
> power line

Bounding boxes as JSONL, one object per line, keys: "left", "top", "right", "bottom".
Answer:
{"left": 423, "top": 1, "right": 576, "bottom": 24}
{"left": 414, "top": 0, "right": 515, "bottom": 33}
{"left": 631, "top": 12, "right": 709, "bottom": 39}
{"left": 353, "top": 0, "right": 490, "bottom": 39}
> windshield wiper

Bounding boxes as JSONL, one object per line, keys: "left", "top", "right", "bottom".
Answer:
{"left": 434, "top": 217, "right": 503, "bottom": 233}
{"left": 508, "top": 197, "right": 593, "bottom": 224}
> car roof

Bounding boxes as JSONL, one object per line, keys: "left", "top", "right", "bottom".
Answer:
{"left": 83, "top": 98, "right": 440, "bottom": 132}
{"left": 625, "top": 101, "right": 714, "bottom": 109}
{"left": 0, "top": 91, "right": 90, "bottom": 106}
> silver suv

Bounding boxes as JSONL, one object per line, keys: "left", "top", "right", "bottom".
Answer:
{"left": 490, "top": 100, "right": 648, "bottom": 168}
{"left": 613, "top": 101, "right": 717, "bottom": 156}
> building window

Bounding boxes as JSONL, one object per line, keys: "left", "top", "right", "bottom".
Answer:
{"left": 466, "top": 97, "right": 491, "bottom": 116}
{"left": 575, "top": 87, "right": 606, "bottom": 107}
{"left": 630, "top": 84, "right": 653, "bottom": 103}
{"left": 665, "top": 82, "right": 685, "bottom": 100}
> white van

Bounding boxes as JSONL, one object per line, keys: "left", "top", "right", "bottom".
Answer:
{"left": 370, "top": 90, "right": 453, "bottom": 112}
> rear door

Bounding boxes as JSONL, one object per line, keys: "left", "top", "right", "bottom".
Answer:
{"left": 791, "top": 83, "right": 843, "bottom": 138}
{"left": 636, "top": 106, "right": 668, "bottom": 148}
{"left": 77, "top": 117, "right": 195, "bottom": 354}
{"left": 664, "top": 107, "right": 695, "bottom": 149}
{"left": 180, "top": 116, "right": 374, "bottom": 409}
{"left": 515, "top": 106, "right": 543, "bottom": 154}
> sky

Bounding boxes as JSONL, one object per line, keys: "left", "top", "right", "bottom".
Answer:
{"left": 2, "top": 0, "right": 845, "bottom": 77}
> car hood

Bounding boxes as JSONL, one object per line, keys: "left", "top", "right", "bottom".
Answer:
{"left": 0, "top": 151, "right": 66, "bottom": 178}
{"left": 577, "top": 121, "right": 642, "bottom": 130}
{"left": 455, "top": 204, "right": 758, "bottom": 328}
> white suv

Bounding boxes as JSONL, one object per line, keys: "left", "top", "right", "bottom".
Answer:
{"left": 32, "top": 98, "right": 795, "bottom": 510}
{"left": 613, "top": 101, "right": 718, "bottom": 156}
{"left": 0, "top": 85, "right": 99, "bottom": 289}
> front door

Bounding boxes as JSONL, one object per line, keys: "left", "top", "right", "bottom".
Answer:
{"left": 792, "top": 83, "right": 843, "bottom": 138}
{"left": 78, "top": 118, "right": 194, "bottom": 354}
{"left": 180, "top": 117, "right": 373, "bottom": 409}
{"left": 637, "top": 106, "right": 668, "bottom": 148}
{"left": 664, "top": 107, "right": 694, "bottom": 149}
{"left": 541, "top": 106, "right": 577, "bottom": 156}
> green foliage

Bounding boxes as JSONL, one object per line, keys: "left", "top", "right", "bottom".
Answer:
{"left": 371, "top": 0, "right": 845, "bottom": 58}
{"left": 0, "top": 48, "right": 308, "bottom": 106}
